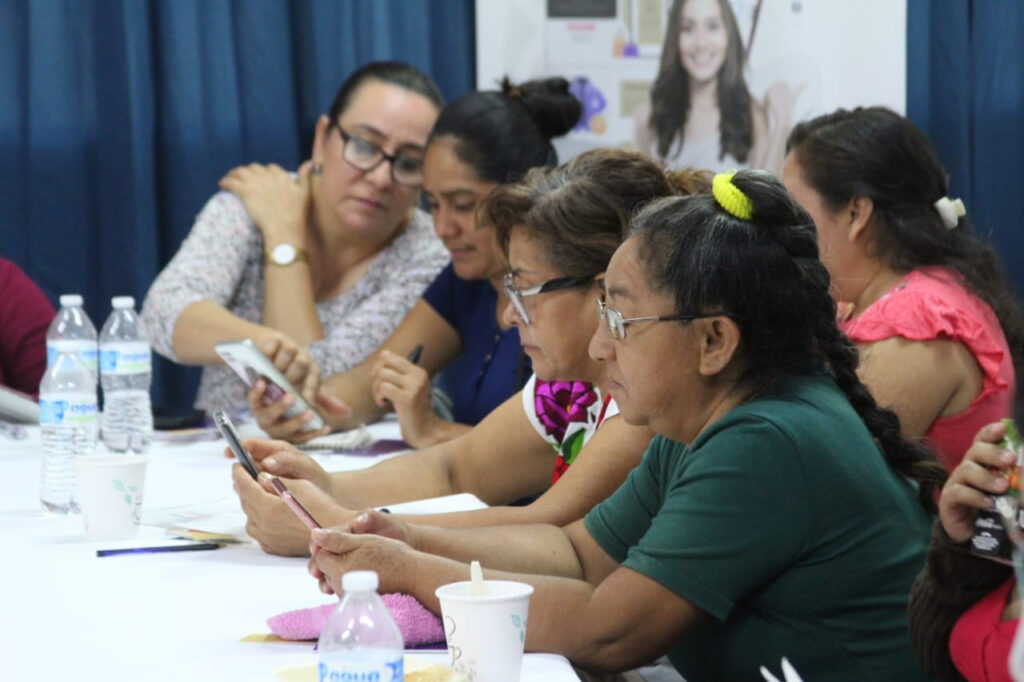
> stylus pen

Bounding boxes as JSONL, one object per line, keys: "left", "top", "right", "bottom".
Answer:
{"left": 96, "top": 542, "right": 223, "bottom": 558}
{"left": 407, "top": 344, "right": 424, "bottom": 364}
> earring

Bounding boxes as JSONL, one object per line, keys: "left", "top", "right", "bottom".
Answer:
{"left": 312, "top": 162, "right": 323, "bottom": 176}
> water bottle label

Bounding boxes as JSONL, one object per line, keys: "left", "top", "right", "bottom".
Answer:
{"left": 47, "top": 340, "right": 99, "bottom": 372}
{"left": 318, "top": 657, "right": 403, "bottom": 682}
{"left": 100, "top": 342, "right": 151, "bottom": 375}
{"left": 39, "top": 393, "right": 99, "bottom": 427}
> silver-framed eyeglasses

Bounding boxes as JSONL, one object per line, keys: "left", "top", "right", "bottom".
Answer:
{"left": 332, "top": 125, "right": 425, "bottom": 186}
{"left": 504, "top": 272, "right": 596, "bottom": 325}
{"left": 597, "top": 296, "right": 728, "bottom": 341}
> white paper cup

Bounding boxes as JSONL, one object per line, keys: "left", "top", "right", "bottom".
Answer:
{"left": 435, "top": 580, "right": 534, "bottom": 682}
{"left": 73, "top": 455, "right": 147, "bottom": 541}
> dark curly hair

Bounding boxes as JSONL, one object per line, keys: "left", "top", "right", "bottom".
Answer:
{"left": 648, "top": 0, "right": 753, "bottom": 163}
{"left": 630, "top": 170, "right": 948, "bottom": 512}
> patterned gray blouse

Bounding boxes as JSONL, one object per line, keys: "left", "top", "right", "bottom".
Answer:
{"left": 141, "top": 191, "right": 448, "bottom": 410}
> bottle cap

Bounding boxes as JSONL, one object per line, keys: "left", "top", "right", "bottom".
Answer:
{"left": 59, "top": 294, "right": 83, "bottom": 307}
{"left": 111, "top": 296, "right": 136, "bottom": 310}
{"left": 341, "top": 570, "right": 378, "bottom": 593}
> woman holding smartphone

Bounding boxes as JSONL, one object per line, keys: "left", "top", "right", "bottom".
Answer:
{"left": 231, "top": 150, "right": 710, "bottom": 560}
{"left": 250, "top": 78, "right": 581, "bottom": 448}
{"left": 141, "top": 62, "right": 448, "bottom": 412}
{"left": 308, "top": 171, "right": 941, "bottom": 680}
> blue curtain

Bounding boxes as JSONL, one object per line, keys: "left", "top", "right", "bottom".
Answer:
{"left": 0, "top": 0, "right": 475, "bottom": 409}
{"left": 907, "top": 0, "right": 1024, "bottom": 301}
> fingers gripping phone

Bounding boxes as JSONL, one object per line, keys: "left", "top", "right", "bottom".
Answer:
{"left": 214, "top": 410, "right": 322, "bottom": 529}
{"left": 215, "top": 339, "right": 326, "bottom": 432}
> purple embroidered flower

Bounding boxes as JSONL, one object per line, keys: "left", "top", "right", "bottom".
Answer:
{"left": 534, "top": 380, "right": 598, "bottom": 443}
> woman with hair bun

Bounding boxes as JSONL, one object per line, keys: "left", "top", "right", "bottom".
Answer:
{"left": 235, "top": 150, "right": 707, "bottom": 562}
{"left": 251, "top": 77, "right": 582, "bottom": 448}
{"left": 784, "top": 106, "right": 1023, "bottom": 470}
{"left": 307, "top": 170, "right": 941, "bottom": 680}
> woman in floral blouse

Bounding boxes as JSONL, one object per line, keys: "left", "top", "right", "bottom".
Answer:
{"left": 141, "top": 62, "right": 448, "bottom": 410}
{"left": 230, "top": 149, "right": 711, "bottom": 558}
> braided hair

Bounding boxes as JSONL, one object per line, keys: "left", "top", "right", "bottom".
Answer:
{"left": 630, "top": 169, "right": 947, "bottom": 511}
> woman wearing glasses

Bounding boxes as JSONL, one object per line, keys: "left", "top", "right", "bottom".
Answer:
{"left": 231, "top": 150, "right": 709, "bottom": 560}
{"left": 308, "top": 171, "right": 943, "bottom": 680}
{"left": 249, "top": 77, "right": 581, "bottom": 448}
{"left": 141, "top": 62, "right": 448, "bottom": 411}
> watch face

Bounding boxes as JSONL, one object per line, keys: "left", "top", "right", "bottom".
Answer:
{"left": 271, "top": 243, "right": 297, "bottom": 265}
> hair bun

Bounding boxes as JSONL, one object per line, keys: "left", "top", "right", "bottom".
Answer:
{"left": 501, "top": 76, "right": 582, "bottom": 140}
{"left": 665, "top": 167, "right": 713, "bottom": 197}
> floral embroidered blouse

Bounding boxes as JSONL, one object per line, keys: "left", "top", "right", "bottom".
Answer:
{"left": 521, "top": 374, "right": 619, "bottom": 482}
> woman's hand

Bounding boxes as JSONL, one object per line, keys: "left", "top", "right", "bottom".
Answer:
{"left": 939, "top": 421, "right": 1017, "bottom": 543}
{"left": 370, "top": 349, "right": 444, "bottom": 447}
{"left": 308, "top": 526, "right": 416, "bottom": 596}
{"left": 219, "top": 162, "right": 311, "bottom": 246}
{"left": 225, "top": 438, "right": 335, "bottom": 493}
{"left": 231, "top": 463, "right": 356, "bottom": 556}
{"left": 245, "top": 334, "right": 352, "bottom": 442}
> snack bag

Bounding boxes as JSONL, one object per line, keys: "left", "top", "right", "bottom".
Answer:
{"left": 970, "top": 419, "right": 1023, "bottom": 562}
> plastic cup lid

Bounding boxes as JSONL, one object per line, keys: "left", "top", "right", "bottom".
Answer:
{"left": 111, "top": 296, "right": 136, "bottom": 309}
{"left": 342, "top": 570, "right": 379, "bottom": 592}
{"left": 59, "top": 294, "right": 83, "bottom": 307}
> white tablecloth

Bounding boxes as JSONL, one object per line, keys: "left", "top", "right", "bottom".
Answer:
{"left": 0, "top": 421, "right": 579, "bottom": 681}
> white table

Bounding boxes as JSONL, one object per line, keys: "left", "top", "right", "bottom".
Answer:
{"left": 0, "top": 422, "right": 579, "bottom": 681}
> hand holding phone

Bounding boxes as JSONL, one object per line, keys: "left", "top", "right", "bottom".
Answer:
{"left": 214, "top": 410, "right": 259, "bottom": 479}
{"left": 215, "top": 410, "right": 322, "bottom": 529}
{"left": 268, "top": 477, "right": 322, "bottom": 530}
{"left": 215, "top": 339, "right": 326, "bottom": 432}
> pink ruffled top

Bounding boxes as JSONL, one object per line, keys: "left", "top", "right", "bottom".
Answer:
{"left": 840, "top": 267, "right": 1014, "bottom": 470}
{"left": 949, "top": 577, "right": 1017, "bottom": 682}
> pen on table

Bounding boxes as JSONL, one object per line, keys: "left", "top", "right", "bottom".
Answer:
{"left": 407, "top": 344, "right": 424, "bottom": 365}
{"left": 96, "top": 542, "right": 223, "bottom": 558}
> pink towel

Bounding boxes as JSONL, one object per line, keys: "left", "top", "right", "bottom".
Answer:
{"left": 267, "top": 593, "right": 445, "bottom": 645}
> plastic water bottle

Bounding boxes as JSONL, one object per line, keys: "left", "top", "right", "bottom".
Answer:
{"left": 46, "top": 294, "right": 99, "bottom": 378}
{"left": 99, "top": 296, "right": 153, "bottom": 454}
{"left": 318, "top": 570, "right": 404, "bottom": 682}
{"left": 39, "top": 350, "right": 98, "bottom": 513}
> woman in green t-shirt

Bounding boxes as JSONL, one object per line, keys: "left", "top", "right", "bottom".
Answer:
{"left": 307, "top": 170, "right": 946, "bottom": 680}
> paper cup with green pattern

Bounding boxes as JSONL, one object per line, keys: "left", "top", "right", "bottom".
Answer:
{"left": 435, "top": 579, "right": 533, "bottom": 682}
{"left": 73, "top": 455, "right": 147, "bottom": 540}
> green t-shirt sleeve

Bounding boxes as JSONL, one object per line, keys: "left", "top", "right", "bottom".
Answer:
{"left": 585, "top": 437, "right": 669, "bottom": 563}
{"left": 593, "top": 416, "right": 812, "bottom": 622}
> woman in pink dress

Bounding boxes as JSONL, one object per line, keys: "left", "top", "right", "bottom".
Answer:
{"left": 782, "top": 106, "right": 1023, "bottom": 469}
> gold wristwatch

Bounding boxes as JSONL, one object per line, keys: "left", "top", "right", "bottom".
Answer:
{"left": 266, "top": 242, "right": 308, "bottom": 266}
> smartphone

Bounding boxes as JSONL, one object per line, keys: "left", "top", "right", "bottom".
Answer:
{"left": 214, "top": 409, "right": 260, "bottom": 480}
{"left": 215, "top": 338, "right": 326, "bottom": 432}
{"left": 214, "top": 410, "right": 322, "bottom": 529}
{"left": 268, "top": 477, "right": 322, "bottom": 530}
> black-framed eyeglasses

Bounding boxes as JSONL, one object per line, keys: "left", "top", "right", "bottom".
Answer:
{"left": 503, "top": 272, "right": 596, "bottom": 325}
{"left": 597, "top": 296, "right": 728, "bottom": 341}
{"left": 332, "top": 125, "right": 425, "bottom": 186}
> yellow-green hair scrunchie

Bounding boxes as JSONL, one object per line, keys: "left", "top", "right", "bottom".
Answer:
{"left": 712, "top": 171, "right": 754, "bottom": 221}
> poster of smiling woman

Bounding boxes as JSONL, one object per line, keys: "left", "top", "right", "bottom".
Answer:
{"left": 475, "top": 0, "right": 906, "bottom": 175}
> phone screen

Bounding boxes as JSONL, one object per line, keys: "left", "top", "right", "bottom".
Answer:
{"left": 213, "top": 410, "right": 259, "bottom": 480}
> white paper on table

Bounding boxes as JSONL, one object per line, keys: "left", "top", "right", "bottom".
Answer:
{"left": 382, "top": 493, "right": 487, "bottom": 515}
